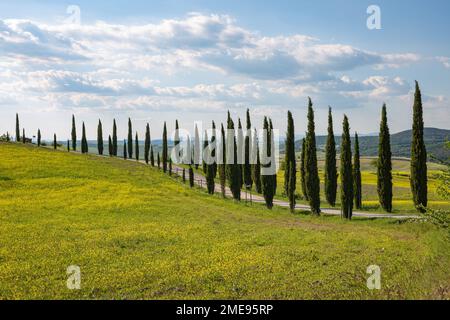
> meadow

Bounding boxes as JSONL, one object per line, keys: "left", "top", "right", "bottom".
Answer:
{"left": 0, "top": 143, "right": 448, "bottom": 299}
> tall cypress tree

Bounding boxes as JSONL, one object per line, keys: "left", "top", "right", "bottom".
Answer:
{"left": 211, "top": 121, "right": 217, "bottom": 178}
{"left": 108, "top": 135, "right": 112, "bottom": 156}
{"left": 194, "top": 124, "right": 200, "bottom": 170}
{"left": 244, "top": 109, "right": 253, "bottom": 189}
{"left": 22, "top": 129, "right": 25, "bottom": 143}
{"left": 377, "top": 104, "right": 393, "bottom": 212}
{"left": 123, "top": 140, "right": 127, "bottom": 159}
{"left": 300, "top": 138, "right": 308, "bottom": 201}
{"left": 203, "top": 131, "right": 209, "bottom": 174}
{"left": 261, "top": 117, "right": 275, "bottom": 208}
{"left": 71, "top": 114, "right": 77, "bottom": 151}
{"left": 182, "top": 168, "right": 186, "bottom": 183}
{"left": 53, "top": 134, "right": 57, "bottom": 149}
{"left": 285, "top": 111, "right": 296, "bottom": 212}
{"left": 252, "top": 128, "right": 262, "bottom": 194}
{"left": 15, "top": 113, "right": 20, "bottom": 142}
{"left": 219, "top": 124, "right": 227, "bottom": 197}
{"left": 157, "top": 152, "right": 161, "bottom": 169}
{"left": 205, "top": 139, "right": 215, "bottom": 195}
{"left": 305, "top": 98, "right": 320, "bottom": 215}
{"left": 162, "top": 122, "right": 168, "bottom": 172}
{"left": 67, "top": 140, "right": 70, "bottom": 152}
{"left": 269, "top": 119, "right": 277, "bottom": 196}
{"left": 226, "top": 112, "right": 241, "bottom": 200}
{"left": 135, "top": 132, "right": 139, "bottom": 161}
{"left": 37, "top": 129, "right": 41, "bottom": 147}
{"left": 112, "top": 119, "right": 118, "bottom": 156}
{"left": 174, "top": 120, "right": 180, "bottom": 164}
{"left": 97, "top": 119, "right": 104, "bottom": 155}
{"left": 237, "top": 118, "right": 244, "bottom": 189}
{"left": 144, "top": 123, "right": 150, "bottom": 164}
{"left": 340, "top": 115, "right": 353, "bottom": 219}
{"left": 81, "top": 122, "right": 88, "bottom": 154}
{"left": 353, "top": 133, "right": 362, "bottom": 210}
{"left": 410, "top": 81, "right": 428, "bottom": 211}
{"left": 169, "top": 158, "right": 172, "bottom": 176}
{"left": 150, "top": 145, "right": 155, "bottom": 166}
{"left": 127, "top": 118, "right": 133, "bottom": 159}
{"left": 324, "top": 107, "right": 337, "bottom": 206}
{"left": 189, "top": 165, "right": 194, "bottom": 188}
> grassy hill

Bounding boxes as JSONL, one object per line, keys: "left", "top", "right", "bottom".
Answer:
{"left": 0, "top": 143, "right": 449, "bottom": 299}
{"left": 293, "top": 128, "right": 450, "bottom": 163}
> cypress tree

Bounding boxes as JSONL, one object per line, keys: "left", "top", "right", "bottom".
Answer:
{"left": 205, "top": 134, "right": 215, "bottom": 195}
{"left": 15, "top": 113, "right": 20, "bottom": 142}
{"left": 237, "top": 118, "right": 244, "bottom": 189}
{"left": 269, "top": 119, "right": 277, "bottom": 196}
{"left": 97, "top": 120, "right": 103, "bottom": 155}
{"left": 53, "top": 134, "right": 57, "bottom": 149}
{"left": 127, "top": 118, "right": 133, "bottom": 159}
{"left": 219, "top": 124, "right": 227, "bottom": 197}
{"left": 37, "top": 129, "right": 41, "bottom": 147}
{"left": 135, "top": 132, "right": 139, "bottom": 161}
{"left": 67, "top": 140, "right": 70, "bottom": 152}
{"left": 162, "top": 122, "right": 168, "bottom": 172}
{"left": 226, "top": 112, "right": 241, "bottom": 200}
{"left": 211, "top": 121, "right": 217, "bottom": 178}
{"left": 340, "top": 115, "right": 353, "bottom": 219}
{"left": 173, "top": 120, "right": 181, "bottom": 165}
{"left": 123, "top": 140, "right": 127, "bottom": 159}
{"left": 244, "top": 109, "right": 253, "bottom": 189}
{"left": 150, "top": 145, "right": 155, "bottom": 166}
{"left": 377, "top": 104, "right": 393, "bottom": 212}
{"left": 169, "top": 158, "right": 172, "bottom": 176}
{"left": 108, "top": 135, "right": 112, "bottom": 156}
{"left": 410, "top": 81, "right": 428, "bottom": 211}
{"left": 81, "top": 122, "right": 88, "bottom": 154}
{"left": 157, "top": 152, "right": 161, "bottom": 169}
{"left": 71, "top": 114, "right": 77, "bottom": 151}
{"left": 22, "top": 129, "right": 25, "bottom": 143}
{"left": 305, "top": 98, "right": 320, "bottom": 215}
{"left": 144, "top": 123, "right": 150, "bottom": 164}
{"left": 189, "top": 165, "right": 194, "bottom": 188}
{"left": 194, "top": 124, "right": 200, "bottom": 170}
{"left": 285, "top": 111, "right": 296, "bottom": 212}
{"left": 112, "top": 119, "right": 118, "bottom": 156}
{"left": 300, "top": 138, "right": 308, "bottom": 200}
{"left": 203, "top": 131, "right": 209, "bottom": 174}
{"left": 252, "top": 128, "right": 262, "bottom": 193}
{"left": 324, "top": 107, "right": 337, "bottom": 206}
{"left": 353, "top": 133, "right": 362, "bottom": 210}
{"left": 182, "top": 168, "right": 186, "bottom": 183}
{"left": 261, "top": 117, "right": 275, "bottom": 209}
{"left": 6, "top": 132, "right": 10, "bottom": 142}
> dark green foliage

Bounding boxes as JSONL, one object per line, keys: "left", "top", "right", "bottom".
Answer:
{"left": 37, "top": 129, "right": 41, "bottom": 147}
{"left": 194, "top": 125, "right": 200, "bottom": 170}
{"left": 205, "top": 134, "right": 215, "bottom": 195}
{"left": 6, "top": 132, "right": 10, "bottom": 142}
{"left": 150, "top": 145, "right": 155, "bottom": 166}
{"left": 182, "top": 168, "right": 186, "bottom": 183}
{"left": 169, "top": 158, "right": 172, "bottom": 176}
{"left": 252, "top": 128, "right": 262, "bottom": 194}
{"left": 237, "top": 118, "right": 244, "bottom": 189}
{"left": 81, "top": 122, "right": 88, "bottom": 154}
{"left": 97, "top": 120, "right": 103, "bottom": 155}
{"left": 53, "top": 134, "right": 57, "bottom": 150}
{"left": 127, "top": 118, "right": 133, "bottom": 159}
{"left": 112, "top": 119, "right": 118, "bottom": 156}
{"left": 410, "top": 81, "right": 428, "bottom": 211}
{"left": 211, "top": 121, "right": 217, "bottom": 178}
{"left": 144, "top": 123, "right": 151, "bottom": 164}
{"left": 189, "top": 165, "right": 194, "bottom": 188}
{"left": 305, "top": 98, "right": 320, "bottom": 215}
{"left": 300, "top": 138, "right": 308, "bottom": 201}
{"left": 67, "top": 140, "right": 70, "bottom": 152}
{"left": 157, "top": 152, "right": 161, "bottom": 169}
{"left": 244, "top": 109, "right": 253, "bottom": 189}
{"left": 108, "top": 135, "right": 112, "bottom": 156}
{"left": 203, "top": 131, "right": 209, "bottom": 174}
{"left": 123, "top": 140, "right": 127, "bottom": 159}
{"left": 219, "top": 124, "right": 226, "bottom": 197}
{"left": 377, "top": 104, "right": 393, "bottom": 212}
{"left": 324, "top": 107, "right": 337, "bottom": 206}
{"left": 226, "top": 112, "right": 241, "bottom": 201}
{"left": 261, "top": 117, "right": 275, "bottom": 209}
{"left": 285, "top": 111, "right": 296, "bottom": 212}
{"left": 353, "top": 133, "right": 362, "bottom": 210}
{"left": 135, "top": 132, "right": 139, "bottom": 161}
{"left": 71, "top": 115, "right": 77, "bottom": 151}
{"left": 162, "top": 122, "right": 168, "bottom": 172}
{"left": 15, "top": 113, "right": 20, "bottom": 142}
{"left": 22, "top": 129, "right": 25, "bottom": 143}
{"left": 340, "top": 115, "right": 353, "bottom": 219}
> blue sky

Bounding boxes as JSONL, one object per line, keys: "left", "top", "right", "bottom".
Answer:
{"left": 0, "top": 0, "right": 448, "bottom": 139}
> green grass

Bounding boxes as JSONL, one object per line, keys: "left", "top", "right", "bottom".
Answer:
{"left": 0, "top": 143, "right": 449, "bottom": 299}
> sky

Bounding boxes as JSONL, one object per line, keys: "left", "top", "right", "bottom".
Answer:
{"left": 0, "top": 0, "right": 449, "bottom": 140}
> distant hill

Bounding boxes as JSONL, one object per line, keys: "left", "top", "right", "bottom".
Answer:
{"left": 293, "top": 128, "right": 450, "bottom": 163}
